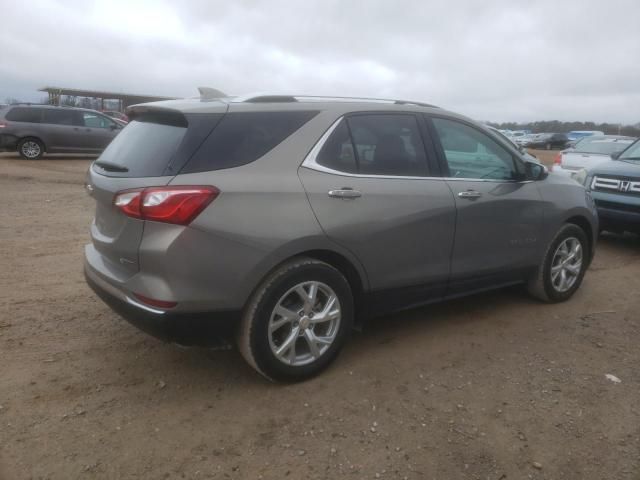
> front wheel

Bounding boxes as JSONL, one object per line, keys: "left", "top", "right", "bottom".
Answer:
{"left": 18, "top": 138, "right": 44, "bottom": 160}
{"left": 237, "top": 258, "right": 353, "bottom": 382}
{"left": 528, "top": 224, "right": 589, "bottom": 302}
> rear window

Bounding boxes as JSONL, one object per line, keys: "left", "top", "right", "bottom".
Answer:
{"left": 94, "top": 119, "right": 187, "bottom": 177}
{"left": 6, "top": 107, "right": 43, "bottom": 123}
{"left": 181, "top": 111, "right": 318, "bottom": 173}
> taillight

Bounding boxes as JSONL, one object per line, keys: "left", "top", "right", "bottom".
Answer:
{"left": 114, "top": 186, "right": 219, "bottom": 225}
{"left": 551, "top": 153, "right": 562, "bottom": 171}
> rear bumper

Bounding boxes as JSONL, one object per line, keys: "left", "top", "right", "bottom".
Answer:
{"left": 0, "top": 133, "right": 18, "bottom": 150}
{"left": 84, "top": 263, "right": 240, "bottom": 347}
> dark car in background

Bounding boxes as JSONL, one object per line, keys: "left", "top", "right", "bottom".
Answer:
{"left": 526, "top": 133, "right": 570, "bottom": 150}
{"left": 0, "top": 105, "right": 123, "bottom": 159}
{"left": 579, "top": 138, "right": 640, "bottom": 234}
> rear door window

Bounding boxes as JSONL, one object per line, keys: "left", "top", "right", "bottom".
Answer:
{"left": 347, "top": 114, "right": 429, "bottom": 176}
{"left": 6, "top": 107, "right": 43, "bottom": 123}
{"left": 43, "top": 109, "right": 80, "bottom": 125}
{"left": 181, "top": 111, "right": 318, "bottom": 173}
{"left": 315, "top": 114, "right": 430, "bottom": 176}
{"left": 316, "top": 121, "right": 358, "bottom": 173}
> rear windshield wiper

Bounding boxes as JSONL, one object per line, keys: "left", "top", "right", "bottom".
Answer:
{"left": 94, "top": 160, "right": 129, "bottom": 172}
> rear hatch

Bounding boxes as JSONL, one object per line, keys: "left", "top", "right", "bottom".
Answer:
{"left": 87, "top": 104, "right": 226, "bottom": 279}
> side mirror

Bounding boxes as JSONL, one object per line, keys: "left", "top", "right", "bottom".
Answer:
{"left": 525, "top": 161, "right": 548, "bottom": 181}
{"left": 611, "top": 151, "right": 621, "bottom": 160}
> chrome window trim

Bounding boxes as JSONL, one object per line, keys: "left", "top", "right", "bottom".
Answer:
{"left": 301, "top": 116, "right": 529, "bottom": 184}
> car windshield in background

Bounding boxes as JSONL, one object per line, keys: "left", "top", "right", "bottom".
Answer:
{"left": 574, "top": 137, "right": 634, "bottom": 155}
{"left": 618, "top": 140, "right": 640, "bottom": 162}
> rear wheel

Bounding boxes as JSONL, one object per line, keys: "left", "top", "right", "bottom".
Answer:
{"left": 237, "top": 258, "right": 353, "bottom": 382}
{"left": 528, "top": 224, "right": 588, "bottom": 302}
{"left": 18, "top": 138, "right": 44, "bottom": 160}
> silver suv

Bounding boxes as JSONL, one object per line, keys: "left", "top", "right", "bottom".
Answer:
{"left": 84, "top": 93, "right": 598, "bottom": 381}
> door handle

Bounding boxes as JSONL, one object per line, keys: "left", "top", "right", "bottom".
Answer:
{"left": 458, "top": 190, "right": 482, "bottom": 199}
{"left": 328, "top": 188, "right": 362, "bottom": 199}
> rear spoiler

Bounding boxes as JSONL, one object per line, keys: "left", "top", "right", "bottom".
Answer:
{"left": 125, "top": 106, "right": 188, "bottom": 127}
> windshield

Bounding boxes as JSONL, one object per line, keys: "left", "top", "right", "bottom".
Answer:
{"left": 574, "top": 137, "right": 634, "bottom": 155}
{"left": 618, "top": 139, "right": 640, "bottom": 161}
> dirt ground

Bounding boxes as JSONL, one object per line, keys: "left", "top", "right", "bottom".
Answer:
{"left": 1, "top": 150, "right": 639, "bottom": 480}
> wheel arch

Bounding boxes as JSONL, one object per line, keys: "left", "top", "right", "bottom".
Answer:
{"left": 300, "top": 249, "right": 366, "bottom": 325}
{"left": 565, "top": 215, "right": 594, "bottom": 266}
{"left": 245, "top": 243, "right": 369, "bottom": 330}
{"left": 19, "top": 135, "right": 47, "bottom": 152}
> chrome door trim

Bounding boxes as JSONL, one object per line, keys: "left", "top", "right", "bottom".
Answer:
{"left": 300, "top": 117, "right": 533, "bottom": 184}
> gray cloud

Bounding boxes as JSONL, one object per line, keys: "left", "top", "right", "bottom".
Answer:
{"left": 1, "top": 0, "right": 639, "bottom": 123}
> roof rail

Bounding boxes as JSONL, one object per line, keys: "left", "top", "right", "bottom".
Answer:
{"left": 228, "top": 93, "right": 438, "bottom": 108}
{"left": 393, "top": 99, "right": 438, "bottom": 108}
{"left": 244, "top": 95, "right": 298, "bottom": 103}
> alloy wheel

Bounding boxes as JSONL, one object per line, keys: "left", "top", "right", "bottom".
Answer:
{"left": 268, "top": 281, "right": 341, "bottom": 366}
{"left": 22, "top": 141, "right": 41, "bottom": 159}
{"left": 550, "top": 237, "right": 583, "bottom": 292}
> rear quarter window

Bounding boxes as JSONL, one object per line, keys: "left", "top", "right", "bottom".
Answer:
{"left": 6, "top": 107, "right": 43, "bottom": 123}
{"left": 181, "top": 111, "right": 318, "bottom": 173}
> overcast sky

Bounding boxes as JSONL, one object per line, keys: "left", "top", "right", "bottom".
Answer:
{"left": 1, "top": 0, "right": 639, "bottom": 123}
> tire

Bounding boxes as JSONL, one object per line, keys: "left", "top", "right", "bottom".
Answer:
{"left": 237, "top": 257, "right": 354, "bottom": 382}
{"left": 18, "top": 137, "right": 44, "bottom": 160}
{"left": 527, "top": 224, "right": 589, "bottom": 302}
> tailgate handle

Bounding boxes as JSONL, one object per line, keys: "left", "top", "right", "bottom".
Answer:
{"left": 328, "top": 188, "right": 362, "bottom": 199}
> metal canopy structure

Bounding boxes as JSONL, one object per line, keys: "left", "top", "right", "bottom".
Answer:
{"left": 39, "top": 86, "right": 179, "bottom": 111}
